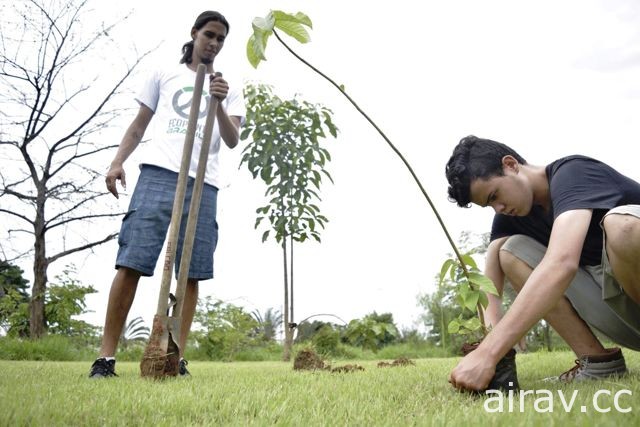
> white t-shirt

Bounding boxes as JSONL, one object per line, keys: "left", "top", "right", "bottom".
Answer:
{"left": 135, "top": 64, "right": 246, "bottom": 188}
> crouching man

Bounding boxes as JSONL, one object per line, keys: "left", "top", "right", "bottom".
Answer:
{"left": 445, "top": 135, "right": 640, "bottom": 391}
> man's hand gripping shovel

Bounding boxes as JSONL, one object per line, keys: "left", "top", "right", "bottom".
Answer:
{"left": 140, "top": 64, "right": 221, "bottom": 378}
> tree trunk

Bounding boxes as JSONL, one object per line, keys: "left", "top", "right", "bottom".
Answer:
{"left": 282, "top": 238, "right": 292, "bottom": 361}
{"left": 30, "top": 198, "right": 48, "bottom": 338}
{"left": 544, "top": 321, "right": 552, "bottom": 352}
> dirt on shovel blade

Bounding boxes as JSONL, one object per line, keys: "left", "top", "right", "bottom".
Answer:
{"left": 140, "top": 315, "right": 180, "bottom": 378}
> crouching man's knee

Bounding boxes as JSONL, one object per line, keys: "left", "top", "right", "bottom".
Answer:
{"left": 498, "top": 235, "right": 543, "bottom": 292}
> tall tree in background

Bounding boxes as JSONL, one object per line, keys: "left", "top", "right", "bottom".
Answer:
{"left": 240, "top": 83, "right": 338, "bottom": 360}
{"left": 0, "top": 0, "right": 152, "bottom": 337}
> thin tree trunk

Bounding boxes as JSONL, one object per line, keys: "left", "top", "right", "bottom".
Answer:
{"left": 282, "top": 238, "right": 291, "bottom": 361}
{"left": 544, "top": 322, "right": 552, "bottom": 352}
{"left": 440, "top": 303, "right": 447, "bottom": 352}
{"left": 289, "top": 234, "right": 294, "bottom": 324}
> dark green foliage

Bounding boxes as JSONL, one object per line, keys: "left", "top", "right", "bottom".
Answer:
{"left": 311, "top": 324, "right": 341, "bottom": 355}
{"left": 0, "top": 260, "right": 29, "bottom": 299}
{"left": 44, "top": 265, "right": 98, "bottom": 337}
{"left": 193, "top": 297, "right": 261, "bottom": 361}
{"left": 344, "top": 312, "right": 399, "bottom": 352}
{"left": 240, "top": 83, "right": 338, "bottom": 244}
{"left": 251, "top": 308, "right": 282, "bottom": 342}
{"left": 0, "top": 264, "right": 97, "bottom": 338}
{"left": 418, "top": 278, "right": 474, "bottom": 354}
{"left": 0, "top": 335, "right": 97, "bottom": 360}
{"left": 294, "top": 320, "right": 341, "bottom": 343}
{"left": 0, "top": 261, "right": 30, "bottom": 337}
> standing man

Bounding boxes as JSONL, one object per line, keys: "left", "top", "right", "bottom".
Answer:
{"left": 89, "top": 11, "right": 245, "bottom": 378}
{"left": 445, "top": 135, "right": 640, "bottom": 391}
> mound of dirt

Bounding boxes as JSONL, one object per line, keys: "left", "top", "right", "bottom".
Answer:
{"left": 377, "top": 357, "right": 416, "bottom": 368}
{"left": 330, "top": 364, "right": 364, "bottom": 373}
{"left": 293, "top": 349, "right": 326, "bottom": 370}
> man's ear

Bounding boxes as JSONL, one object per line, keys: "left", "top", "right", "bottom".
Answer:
{"left": 502, "top": 155, "right": 519, "bottom": 173}
{"left": 191, "top": 28, "right": 197, "bottom": 40}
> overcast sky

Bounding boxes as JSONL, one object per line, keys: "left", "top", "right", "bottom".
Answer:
{"left": 5, "top": 0, "right": 640, "bottom": 333}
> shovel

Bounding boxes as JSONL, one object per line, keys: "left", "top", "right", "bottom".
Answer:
{"left": 140, "top": 64, "right": 221, "bottom": 378}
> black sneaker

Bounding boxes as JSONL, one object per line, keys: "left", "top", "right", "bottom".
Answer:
{"left": 179, "top": 359, "right": 190, "bottom": 376}
{"left": 89, "top": 358, "right": 117, "bottom": 378}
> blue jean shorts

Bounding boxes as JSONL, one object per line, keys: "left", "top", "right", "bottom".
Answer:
{"left": 115, "top": 165, "right": 218, "bottom": 279}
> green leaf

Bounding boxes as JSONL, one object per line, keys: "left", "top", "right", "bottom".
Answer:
{"left": 460, "top": 253, "right": 478, "bottom": 270}
{"left": 468, "top": 272, "right": 499, "bottom": 296}
{"left": 253, "top": 15, "right": 275, "bottom": 32}
{"left": 254, "top": 217, "right": 264, "bottom": 229}
{"left": 246, "top": 15, "right": 275, "bottom": 68}
{"left": 463, "top": 317, "right": 482, "bottom": 331}
{"left": 478, "top": 291, "right": 489, "bottom": 309}
{"left": 247, "top": 33, "right": 266, "bottom": 69}
{"left": 272, "top": 11, "right": 312, "bottom": 43}
{"left": 261, "top": 230, "right": 270, "bottom": 243}
{"left": 439, "top": 258, "right": 455, "bottom": 285}
{"left": 447, "top": 319, "right": 460, "bottom": 334}
{"left": 463, "top": 290, "right": 480, "bottom": 312}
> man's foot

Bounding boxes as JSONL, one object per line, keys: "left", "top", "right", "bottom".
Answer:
{"left": 558, "top": 347, "right": 627, "bottom": 382}
{"left": 179, "top": 359, "right": 190, "bottom": 376}
{"left": 89, "top": 358, "right": 117, "bottom": 378}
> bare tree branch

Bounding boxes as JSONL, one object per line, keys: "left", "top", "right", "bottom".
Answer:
{"left": 47, "top": 212, "right": 124, "bottom": 232}
{"left": 0, "top": 208, "right": 35, "bottom": 226}
{"left": 47, "top": 232, "right": 117, "bottom": 264}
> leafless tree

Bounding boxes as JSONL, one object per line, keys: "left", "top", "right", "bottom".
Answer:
{"left": 0, "top": 0, "right": 153, "bottom": 337}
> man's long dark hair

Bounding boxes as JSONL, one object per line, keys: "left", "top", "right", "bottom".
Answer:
{"left": 180, "top": 11, "right": 230, "bottom": 64}
{"left": 445, "top": 135, "right": 527, "bottom": 207}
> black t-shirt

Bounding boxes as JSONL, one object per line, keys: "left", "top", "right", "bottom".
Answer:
{"left": 491, "top": 155, "right": 640, "bottom": 266}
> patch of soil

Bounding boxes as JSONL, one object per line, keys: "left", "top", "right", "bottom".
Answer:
{"left": 330, "top": 364, "right": 365, "bottom": 373}
{"left": 377, "top": 357, "right": 416, "bottom": 368}
{"left": 292, "top": 349, "right": 365, "bottom": 373}
{"left": 293, "top": 349, "right": 326, "bottom": 370}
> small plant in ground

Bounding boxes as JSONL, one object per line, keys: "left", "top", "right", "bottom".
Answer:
{"left": 439, "top": 253, "right": 498, "bottom": 341}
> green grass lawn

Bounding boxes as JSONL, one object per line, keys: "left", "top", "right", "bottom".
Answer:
{"left": 1, "top": 351, "right": 638, "bottom": 426}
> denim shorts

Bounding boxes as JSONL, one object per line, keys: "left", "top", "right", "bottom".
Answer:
{"left": 500, "top": 206, "right": 640, "bottom": 351}
{"left": 115, "top": 165, "right": 218, "bottom": 279}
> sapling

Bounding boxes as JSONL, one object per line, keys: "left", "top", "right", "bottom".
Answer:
{"left": 247, "top": 10, "right": 495, "bottom": 332}
{"left": 246, "top": 12, "right": 520, "bottom": 389}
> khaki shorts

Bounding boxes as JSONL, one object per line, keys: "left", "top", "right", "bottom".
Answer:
{"left": 500, "top": 205, "right": 640, "bottom": 351}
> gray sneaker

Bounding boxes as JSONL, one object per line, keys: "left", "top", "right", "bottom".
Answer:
{"left": 558, "top": 347, "right": 627, "bottom": 382}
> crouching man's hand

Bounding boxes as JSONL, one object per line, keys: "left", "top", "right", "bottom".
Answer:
{"left": 449, "top": 347, "right": 496, "bottom": 392}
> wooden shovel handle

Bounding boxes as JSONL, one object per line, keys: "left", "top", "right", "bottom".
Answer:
{"left": 173, "top": 72, "right": 222, "bottom": 318}
{"left": 156, "top": 64, "right": 207, "bottom": 316}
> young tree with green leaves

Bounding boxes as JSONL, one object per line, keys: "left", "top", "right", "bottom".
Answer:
{"left": 240, "top": 83, "right": 338, "bottom": 361}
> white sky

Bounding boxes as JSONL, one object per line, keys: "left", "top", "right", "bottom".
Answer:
{"left": 5, "top": 0, "right": 640, "bottom": 332}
